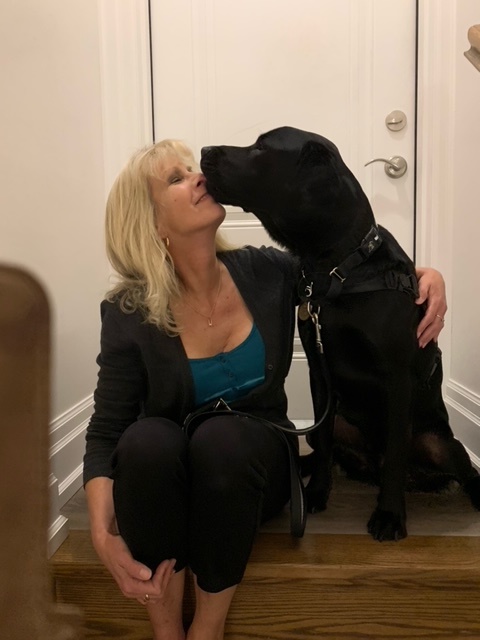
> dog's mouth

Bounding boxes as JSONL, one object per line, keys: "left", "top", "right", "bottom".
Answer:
{"left": 204, "top": 181, "right": 253, "bottom": 213}
{"left": 200, "top": 147, "right": 232, "bottom": 203}
{"left": 203, "top": 178, "right": 223, "bottom": 202}
{"left": 202, "top": 173, "right": 240, "bottom": 208}
{"left": 201, "top": 146, "right": 256, "bottom": 212}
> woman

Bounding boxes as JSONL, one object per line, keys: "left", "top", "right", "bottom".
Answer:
{"left": 84, "top": 139, "right": 446, "bottom": 640}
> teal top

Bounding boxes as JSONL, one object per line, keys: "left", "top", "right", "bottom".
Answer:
{"left": 189, "top": 324, "right": 266, "bottom": 407}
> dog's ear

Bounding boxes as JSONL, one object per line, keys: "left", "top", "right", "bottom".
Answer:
{"left": 295, "top": 140, "right": 343, "bottom": 207}
{"left": 297, "top": 140, "right": 338, "bottom": 169}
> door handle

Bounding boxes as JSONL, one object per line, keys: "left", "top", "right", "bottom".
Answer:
{"left": 364, "top": 155, "right": 407, "bottom": 179}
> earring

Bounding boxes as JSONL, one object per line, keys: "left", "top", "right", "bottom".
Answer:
{"left": 163, "top": 237, "right": 170, "bottom": 249}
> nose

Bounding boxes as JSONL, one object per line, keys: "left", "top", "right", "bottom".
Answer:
{"left": 201, "top": 145, "right": 218, "bottom": 159}
{"left": 195, "top": 172, "right": 206, "bottom": 187}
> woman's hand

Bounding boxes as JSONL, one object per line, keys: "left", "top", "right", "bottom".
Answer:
{"left": 93, "top": 530, "right": 176, "bottom": 605}
{"left": 415, "top": 267, "right": 447, "bottom": 348}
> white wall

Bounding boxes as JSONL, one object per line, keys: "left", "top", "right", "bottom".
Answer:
{"left": 0, "top": 0, "right": 108, "bottom": 412}
{"left": 0, "top": 0, "right": 153, "bottom": 552}
{"left": 0, "top": 0, "right": 108, "bottom": 548}
{"left": 417, "top": 0, "right": 480, "bottom": 465}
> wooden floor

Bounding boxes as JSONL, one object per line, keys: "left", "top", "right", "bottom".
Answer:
{"left": 51, "top": 529, "right": 480, "bottom": 639}
{"left": 51, "top": 471, "right": 480, "bottom": 639}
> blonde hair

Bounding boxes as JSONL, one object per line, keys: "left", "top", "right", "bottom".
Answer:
{"left": 105, "top": 139, "right": 234, "bottom": 335}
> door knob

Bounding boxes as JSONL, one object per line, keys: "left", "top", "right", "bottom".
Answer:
{"left": 364, "top": 155, "right": 407, "bottom": 179}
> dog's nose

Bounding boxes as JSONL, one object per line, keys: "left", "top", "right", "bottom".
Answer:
{"left": 201, "top": 145, "right": 217, "bottom": 159}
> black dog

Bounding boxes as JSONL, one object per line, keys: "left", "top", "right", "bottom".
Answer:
{"left": 201, "top": 126, "right": 480, "bottom": 541}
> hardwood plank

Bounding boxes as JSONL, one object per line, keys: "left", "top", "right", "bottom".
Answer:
{"left": 52, "top": 530, "right": 480, "bottom": 570}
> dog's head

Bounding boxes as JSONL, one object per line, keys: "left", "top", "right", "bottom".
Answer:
{"left": 200, "top": 126, "right": 373, "bottom": 256}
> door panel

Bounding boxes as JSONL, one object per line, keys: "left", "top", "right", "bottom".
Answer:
{"left": 150, "top": 0, "right": 416, "bottom": 419}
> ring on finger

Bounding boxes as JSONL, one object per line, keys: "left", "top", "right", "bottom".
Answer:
{"left": 435, "top": 314, "right": 445, "bottom": 323}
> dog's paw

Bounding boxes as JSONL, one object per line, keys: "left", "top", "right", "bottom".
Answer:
{"left": 307, "top": 501, "right": 328, "bottom": 514}
{"left": 305, "top": 487, "right": 329, "bottom": 514}
{"left": 367, "top": 508, "right": 407, "bottom": 542}
{"left": 465, "top": 475, "right": 480, "bottom": 510}
{"left": 306, "top": 491, "right": 329, "bottom": 514}
{"left": 305, "top": 473, "right": 332, "bottom": 513}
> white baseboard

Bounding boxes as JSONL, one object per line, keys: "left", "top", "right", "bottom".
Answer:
{"left": 48, "top": 514, "right": 69, "bottom": 558}
{"left": 446, "top": 380, "right": 480, "bottom": 461}
{"left": 49, "top": 395, "right": 92, "bottom": 508}
{"left": 48, "top": 473, "right": 70, "bottom": 556}
{"left": 58, "top": 462, "right": 85, "bottom": 506}
{"left": 48, "top": 397, "right": 92, "bottom": 552}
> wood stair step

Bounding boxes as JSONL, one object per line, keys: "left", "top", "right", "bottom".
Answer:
{"left": 50, "top": 530, "right": 480, "bottom": 639}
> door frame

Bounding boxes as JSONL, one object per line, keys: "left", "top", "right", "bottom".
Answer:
{"left": 415, "top": 0, "right": 456, "bottom": 374}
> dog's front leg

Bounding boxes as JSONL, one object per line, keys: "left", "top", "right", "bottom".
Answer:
{"left": 305, "top": 410, "right": 336, "bottom": 512}
{"left": 367, "top": 374, "right": 412, "bottom": 542}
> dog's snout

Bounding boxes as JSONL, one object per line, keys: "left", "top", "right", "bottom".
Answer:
{"left": 201, "top": 145, "right": 217, "bottom": 159}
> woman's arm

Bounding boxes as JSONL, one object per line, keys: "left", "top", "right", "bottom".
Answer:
{"left": 85, "top": 302, "right": 175, "bottom": 603}
{"left": 415, "top": 267, "right": 447, "bottom": 348}
{"left": 85, "top": 477, "right": 175, "bottom": 604}
{"left": 84, "top": 301, "right": 145, "bottom": 484}
{"left": 85, "top": 477, "right": 151, "bottom": 598}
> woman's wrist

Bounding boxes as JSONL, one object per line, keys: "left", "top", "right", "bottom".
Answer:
{"left": 91, "top": 516, "right": 119, "bottom": 541}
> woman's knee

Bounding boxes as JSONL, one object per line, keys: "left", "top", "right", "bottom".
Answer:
{"left": 113, "top": 417, "right": 188, "bottom": 471}
{"left": 190, "top": 417, "right": 249, "bottom": 463}
{"left": 189, "top": 417, "right": 269, "bottom": 491}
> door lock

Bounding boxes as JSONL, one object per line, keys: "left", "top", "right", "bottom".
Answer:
{"left": 385, "top": 110, "right": 407, "bottom": 132}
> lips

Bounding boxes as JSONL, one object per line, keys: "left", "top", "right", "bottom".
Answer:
{"left": 196, "top": 192, "right": 211, "bottom": 204}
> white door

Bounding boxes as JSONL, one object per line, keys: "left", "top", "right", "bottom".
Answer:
{"left": 150, "top": 0, "right": 417, "bottom": 420}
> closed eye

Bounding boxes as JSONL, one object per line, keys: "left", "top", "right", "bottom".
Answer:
{"left": 167, "top": 166, "right": 194, "bottom": 184}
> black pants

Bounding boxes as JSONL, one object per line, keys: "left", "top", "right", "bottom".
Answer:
{"left": 111, "top": 415, "right": 291, "bottom": 593}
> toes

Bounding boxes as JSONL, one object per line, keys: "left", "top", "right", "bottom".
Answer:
{"left": 367, "top": 508, "right": 407, "bottom": 541}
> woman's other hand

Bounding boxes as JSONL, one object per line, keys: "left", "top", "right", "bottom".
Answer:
{"left": 415, "top": 267, "right": 447, "bottom": 348}
{"left": 93, "top": 529, "right": 176, "bottom": 604}
{"left": 85, "top": 477, "right": 176, "bottom": 605}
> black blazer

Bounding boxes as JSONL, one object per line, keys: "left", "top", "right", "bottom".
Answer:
{"left": 83, "top": 246, "right": 299, "bottom": 485}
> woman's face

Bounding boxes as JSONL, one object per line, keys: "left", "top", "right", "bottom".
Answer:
{"left": 149, "top": 156, "right": 225, "bottom": 242}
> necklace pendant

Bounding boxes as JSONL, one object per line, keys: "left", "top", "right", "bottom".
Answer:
{"left": 208, "top": 318, "right": 213, "bottom": 327}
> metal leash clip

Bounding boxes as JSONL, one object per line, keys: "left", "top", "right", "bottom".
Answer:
{"left": 301, "top": 269, "right": 313, "bottom": 298}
